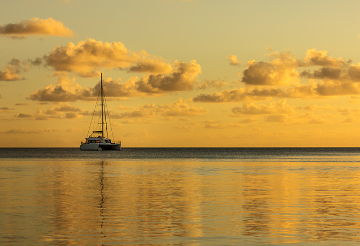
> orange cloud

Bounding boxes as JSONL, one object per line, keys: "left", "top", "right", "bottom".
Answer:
{"left": 0, "top": 59, "right": 24, "bottom": 81}
{"left": 197, "top": 79, "right": 229, "bottom": 90}
{"left": 136, "top": 60, "right": 201, "bottom": 93}
{"left": 204, "top": 120, "right": 242, "bottom": 129}
{"left": 16, "top": 103, "right": 83, "bottom": 120}
{"left": 241, "top": 50, "right": 300, "bottom": 86}
{"left": 42, "top": 39, "right": 173, "bottom": 77}
{"left": 226, "top": 55, "right": 240, "bottom": 66}
{"left": 0, "top": 18, "right": 74, "bottom": 38}
{"left": 29, "top": 61, "right": 201, "bottom": 102}
{"left": 263, "top": 112, "right": 326, "bottom": 125}
{"left": 231, "top": 100, "right": 295, "bottom": 116}
{"left": 118, "top": 98, "right": 208, "bottom": 118}
{"left": 304, "top": 49, "right": 347, "bottom": 67}
{"left": 0, "top": 128, "right": 59, "bottom": 134}
{"left": 0, "top": 107, "right": 14, "bottom": 113}
{"left": 193, "top": 87, "right": 286, "bottom": 102}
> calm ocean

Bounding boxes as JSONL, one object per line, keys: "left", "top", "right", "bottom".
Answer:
{"left": 1, "top": 148, "right": 360, "bottom": 245}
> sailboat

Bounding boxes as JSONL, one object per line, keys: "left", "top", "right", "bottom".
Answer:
{"left": 80, "top": 73, "right": 121, "bottom": 151}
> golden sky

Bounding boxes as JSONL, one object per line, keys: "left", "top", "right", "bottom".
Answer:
{"left": 1, "top": 0, "right": 360, "bottom": 147}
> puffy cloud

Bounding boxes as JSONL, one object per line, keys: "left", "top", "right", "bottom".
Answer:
{"left": 226, "top": 55, "right": 240, "bottom": 66}
{"left": 42, "top": 39, "right": 173, "bottom": 77}
{"left": 0, "top": 58, "right": 24, "bottom": 81}
{"left": 304, "top": 49, "right": 347, "bottom": 67}
{"left": 28, "top": 75, "right": 87, "bottom": 102}
{"left": 29, "top": 61, "right": 201, "bottom": 102}
{"left": 231, "top": 100, "right": 295, "bottom": 116}
{"left": 0, "top": 18, "right": 74, "bottom": 38}
{"left": 135, "top": 60, "right": 201, "bottom": 93}
{"left": 241, "top": 50, "right": 300, "bottom": 86}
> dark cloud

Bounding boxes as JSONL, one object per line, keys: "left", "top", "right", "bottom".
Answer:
{"left": 300, "top": 67, "right": 343, "bottom": 80}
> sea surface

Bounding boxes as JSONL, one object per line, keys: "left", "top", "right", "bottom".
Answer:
{"left": 1, "top": 147, "right": 360, "bottom": 245}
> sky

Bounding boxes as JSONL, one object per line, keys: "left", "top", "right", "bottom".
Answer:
{"left": 2, "top": 0, "right": 360, "bottom": 147}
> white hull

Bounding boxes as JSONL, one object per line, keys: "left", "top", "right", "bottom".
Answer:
{"left": 80, "top": 142, "right": 121, "bottom": 151}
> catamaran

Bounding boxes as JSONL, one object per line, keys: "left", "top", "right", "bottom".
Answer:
{"left": 80, "top": 73, "right": 121, "bottom": 151}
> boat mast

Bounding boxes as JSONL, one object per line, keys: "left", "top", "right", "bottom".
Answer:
{"left": 101, "top": 73, "right": 104, "bottom": 138}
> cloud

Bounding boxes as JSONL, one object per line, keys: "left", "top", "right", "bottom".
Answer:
{"left": 197, "top": 79, "right": 229, "bottom": 90}
{"left": 337, "top": 107, "right": 350, "bottom": 116}
{"left": 118, "top": 98, "right": 208, "bottom": 118}
{"left": 231, "top": 100, "right": 295, "bottom": 116}
{"left": 304, "top": 49, "right": 347, "bottom": 67}
{"left": 17, "top": 113, "right": 32, "bottom": 118}
{"left": 0, "top": 128, "right": 58, "bottom": 134}
{"left": 28, "top": 75, "right": 87, "bottom": 102}
{"left": 16, "top": 103, "right": 83, "bottom": 120}
{"left": 194, "top": 78, "right": 360, "bottom": 102}
{"left": 157, "top": 98, "right": 208, "bottom": 116}
{"left": 29, "top": 61, "right": 201, "bottom": 102}
{"left": 193, "top": 87, "right": 286, "bottom": 103}
{"left": 42, "top": 39, "right": 173, "bottom": 77}
{"left": 299, "top": 104, "right": 333, "bottom": 111}
{"left": 128, "top": 57, "right": 173, "bottom": 74}
{"left": 342, "top": 117, "right": 355, "bottom": 123}
{"left": 44, "top": 104, "right": 82, "bottom": 115}
{"left": 263, "top": 112, "right": 326, "bottom": 125}
{"left": 226, "top": 55, "right": 240, "bottom": 66}
{"left": 300, "top": 113, "right": 326, "bottom": 124}
{"left": 348, "top": 64, "right": 360, "bottom": 82}
{"left": 300, "top": 67, "right": 343, "bottom": 80}
{"left": 0, "top": 58, "right": 24, "bottom": 81}
{"left": 135, "top": 60, "right": 201, "bottom": 93}
{"left": 204, "top": 120, "right": 242, "bottom": 129}
{"left": 0, "top": 107, "right": 14, "bottom": 113}
{"left": 264, "top": 114, "right": 289, "bottom": 123}
{"left": 241, "top": 50, "right": 300, "bottom": 86}
{"left": 0, "top": 18, "right": 74, "bottom": 38}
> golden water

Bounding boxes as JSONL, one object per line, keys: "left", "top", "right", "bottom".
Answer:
{"left": 1, "top": 160, "right": 360, "bottom": 245}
